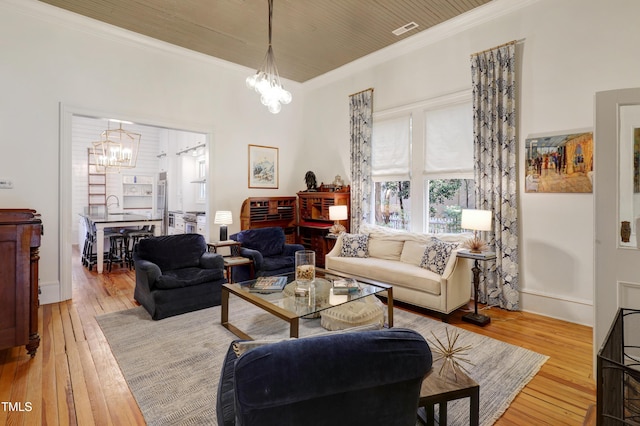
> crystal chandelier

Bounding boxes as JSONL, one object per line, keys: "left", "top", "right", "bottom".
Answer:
{"left": 246, "top": 0, "right": 292, "bottom": 114}
{"left": 92, "top": 122, "right": 141, "bottom": 173}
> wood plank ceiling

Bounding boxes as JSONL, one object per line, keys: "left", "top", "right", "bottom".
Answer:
{"left": 38, "top": 0, "right": 492, "bottom": 82}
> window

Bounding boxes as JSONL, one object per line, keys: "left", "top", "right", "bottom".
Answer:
{"left": 371, "top": 115, "right": 411, "bottom": 230}
{"left": 423, "top": 101, "right": 474, "bottom": 233}
{"left": 371, "top": 91, "right": 473, "bottom": 234}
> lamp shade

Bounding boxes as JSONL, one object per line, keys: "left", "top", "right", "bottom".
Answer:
{"left": 461, "top": 209, "right": 492, "bottom": 231}
{"left": 329, "top": 205, "right": 348, "bottom": 221}
{"left": 214, "top": 211, "right": 233, "bottom": 225}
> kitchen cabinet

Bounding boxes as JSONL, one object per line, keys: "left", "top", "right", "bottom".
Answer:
{"left": 0, "top": 209, "right": 42, "bottom": 357}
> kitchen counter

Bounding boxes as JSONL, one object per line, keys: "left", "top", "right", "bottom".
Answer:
{"left": 83, "top": 213, "right": 162, "bottom": 274}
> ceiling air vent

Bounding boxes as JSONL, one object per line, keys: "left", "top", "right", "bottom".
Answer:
{"left": 392, "top": 22, "right": 419, "bottom": 36}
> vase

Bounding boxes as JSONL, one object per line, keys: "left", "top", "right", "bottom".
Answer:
{"left": 621, "top": 221, "right": 631, "bottom": 243}
{"left": 295, "top": 250, "right": 315, "bottom": 290}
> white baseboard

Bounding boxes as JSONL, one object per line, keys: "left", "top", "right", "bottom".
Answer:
{"left": 520, "top": 289, "right": 593, "bottom": 327}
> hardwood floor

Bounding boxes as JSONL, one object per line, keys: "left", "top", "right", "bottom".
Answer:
{"left": 0, "top": 247, "right": 596, "bottom": 425}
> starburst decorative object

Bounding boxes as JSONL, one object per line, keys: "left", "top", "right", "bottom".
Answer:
{"left": 245, "top": 0, "right": 292, "bottom": 114}
{"left": 462, "top": 236, "right": 488, "bottom": 253}
{"left": 428, "top": 329, "right": 474, "bottom": 382}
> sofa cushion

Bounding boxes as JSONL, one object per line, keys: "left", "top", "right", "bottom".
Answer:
{"left": 368, "top": 238, "right": 404, "bottom": 261}
{"left": 400, "top": 240, "right": 427, "bottom": 266}
{"left": 420, "top": 237, "right": 459, "bottom": 275}
{"left": 154, "top": 267, "right": 224, "bottom": 289}
{"left": 325, "top": 256, "right": 441, "bottom": 295}
{"left": 340, "top": 233, "right": 370, "bottom": 258}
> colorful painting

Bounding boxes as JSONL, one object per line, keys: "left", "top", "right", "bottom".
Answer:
{"left": 524, "top": 131, "right": 593, "bottom": 193}
{"left": 248, "top": 144, "right": 278, "bottom": 189}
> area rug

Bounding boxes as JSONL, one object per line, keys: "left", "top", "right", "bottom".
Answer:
{"left": 96, "top": 296, "right": 548, "bottom": 425}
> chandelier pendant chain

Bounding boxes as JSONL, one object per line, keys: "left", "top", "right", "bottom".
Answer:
{"left": 245, "top": 0, "right": 292, "bottom": 114}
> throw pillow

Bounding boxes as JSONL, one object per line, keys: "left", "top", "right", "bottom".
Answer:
{"left": 340, "top": 233, "right": 370, "bottom": 258}
{"left": 420, "top": 237, "right": 459, "bottom": 275}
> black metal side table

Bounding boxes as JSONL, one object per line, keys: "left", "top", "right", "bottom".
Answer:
{"left": 456, "top": 250, "right": 496, "bottom": 326}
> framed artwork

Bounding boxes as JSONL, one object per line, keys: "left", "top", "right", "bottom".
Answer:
{"left": 248, "top": 144, "right": 279, "bottom": 189}
{"left": 524, "top": 130, "right": 593, "bottom": 193}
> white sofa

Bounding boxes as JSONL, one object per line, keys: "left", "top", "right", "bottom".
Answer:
{"left": 325, "top": 224, "right": 473, "bottom": 316}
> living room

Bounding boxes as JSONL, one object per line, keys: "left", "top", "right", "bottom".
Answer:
{"left": 0, "top": 0, "right": 638, "bottom": 424}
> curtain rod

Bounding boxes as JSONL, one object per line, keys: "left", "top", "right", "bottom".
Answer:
{"left": 471, "top": 38, "right": 525, "bottom": 57}
{"left": 349, "top": 87, "right": 374, "bottom": 97}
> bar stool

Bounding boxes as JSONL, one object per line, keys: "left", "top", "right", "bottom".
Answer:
{"left": 121, "top": 225, "right": 155, "bottom": 269}
{"left": 107, "top": 233, "right": 127, "bottom": 272}
{"left": 83, "top": 217, "right": 115, "bottom": 271}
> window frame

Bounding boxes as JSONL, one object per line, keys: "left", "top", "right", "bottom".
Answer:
{"left": 371, "top": 90, "right": 473, "bottom": 233}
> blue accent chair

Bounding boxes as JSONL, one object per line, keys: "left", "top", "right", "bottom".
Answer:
{"left": 216, "top": 328, "right": 432, "bottom": 426}
{"left": 229, "top": 227, "right": 304, "bottom": 283}
{"left": 133, "top": 233, "right": 227, "bottom": 320}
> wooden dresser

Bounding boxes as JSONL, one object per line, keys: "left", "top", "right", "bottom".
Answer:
{"left": 0, "top": 209, "right": 43, "bottom": 357}
{"left": 297, "top": 189, "right": 350, "bottom": 268}
{"left": 239, "top": 197, "right": 297, "bottom": 243}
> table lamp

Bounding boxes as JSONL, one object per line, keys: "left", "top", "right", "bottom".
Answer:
{"left": 460, "top": 209, "right": 492, "bottom": 253}
{"left": 214, "top": 210, "right": 233, "bottom": 241}
{"left": 329, "top": 205, "right": 348, "bottom": 235}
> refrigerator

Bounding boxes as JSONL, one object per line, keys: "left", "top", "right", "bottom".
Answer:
{"left": 157, "top": 171, "right": 168, "bottom": 235}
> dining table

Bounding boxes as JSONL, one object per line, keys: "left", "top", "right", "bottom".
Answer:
{"left": 84, "top": 213, "right": 162, "bottom": 274}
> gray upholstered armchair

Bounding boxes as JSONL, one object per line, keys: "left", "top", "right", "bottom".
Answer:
{"left": 216, "top": 328, "right": 432, "bottom": 426}
{"left": 133, "top": 233, "right": 227, "bottom": 320}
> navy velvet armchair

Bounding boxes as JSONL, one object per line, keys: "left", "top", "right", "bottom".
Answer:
{"left": 229, "top": 227, "right": 304, "bottom": 283}
{"left": 133, "top": 233, "right": 227, "bottom": 320}
{"left": 217, "top": 328, "right": 432, "bottom": 426}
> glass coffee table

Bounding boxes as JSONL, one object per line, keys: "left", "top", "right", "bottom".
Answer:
{"left": 221, "top": 270, "right": 394, "bottom": 340}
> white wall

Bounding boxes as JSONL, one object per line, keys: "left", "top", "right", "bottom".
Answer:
{"left": 301, "top": 0, "right": 640, "bottom": 326}
{"left": 0, "top": 0, "right": 304, "bottom": 303}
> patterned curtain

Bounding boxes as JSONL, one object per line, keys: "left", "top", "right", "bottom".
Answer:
{"left": 471, "top": 43, "right": 519, "bottom": 310}
{"left": 349, "top": 89, "right": 374, "bottom": 233}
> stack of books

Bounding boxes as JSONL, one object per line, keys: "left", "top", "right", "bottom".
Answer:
{"left": 332, "top": 278, "right": 360, "bottom": 295}
{"left": 248, "top": 276, "right": 288, "bottom": 293}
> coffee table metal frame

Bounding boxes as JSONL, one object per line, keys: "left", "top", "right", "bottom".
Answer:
{"left": 221, "top": 272, "right": 393, "bottom": 340}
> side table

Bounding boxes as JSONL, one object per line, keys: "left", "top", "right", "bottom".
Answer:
{"left": 418, "top": 359, "right": 480, "bottom": 425}
{"left": 223, "top": 257, "right": 254, "bottom": 283}
{"left": 207, "top": 240, "right": 241, "bottom": 256}
{"left": 208, "top": 241, "right": 254, "bottom": 283}
{"left": 456, "top": 250, "right": 496, "bottom": 326}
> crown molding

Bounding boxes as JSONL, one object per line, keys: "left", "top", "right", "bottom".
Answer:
{"left": 2, "top": 0, "right": 301, "bottom": 88}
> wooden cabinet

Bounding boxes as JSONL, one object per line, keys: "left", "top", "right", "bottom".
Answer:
{"left": 240, "top": 197, "right": 297, "bottom": 243}
{"left": 297, "top": 190, "right": 350, "bottom": 268}
{"left": 0, "top": 209, "right": 42, "bottom": 357}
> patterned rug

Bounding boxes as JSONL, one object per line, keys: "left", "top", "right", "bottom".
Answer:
{"left": 96, "top": 296, "right": 548, "bottom": 425}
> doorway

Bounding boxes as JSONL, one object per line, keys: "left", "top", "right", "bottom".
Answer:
{"left": 59, "top": 104, "right": 211, "bottom": 301}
